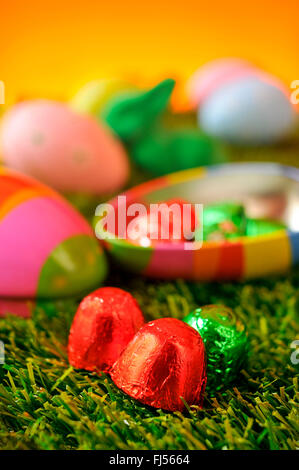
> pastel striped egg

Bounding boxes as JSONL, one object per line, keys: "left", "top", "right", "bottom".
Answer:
{"left": 0, "top": 100, "right": 129, "bottom": 194}
{"left": 0, "top": 168, "right": 107, "bottom": 301}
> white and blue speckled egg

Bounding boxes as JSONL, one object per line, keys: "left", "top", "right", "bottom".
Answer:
{"left": 198, "top": 76, "right": 296, "bottom": 145}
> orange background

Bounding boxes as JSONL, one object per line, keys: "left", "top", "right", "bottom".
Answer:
{"left": 1, "top": 0, "right": 298, "bottom": 106}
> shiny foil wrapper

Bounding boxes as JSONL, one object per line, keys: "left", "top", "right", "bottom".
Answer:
{"left": 201, "top": 202, "right": 247, "bottom": 241}
{"left": 127, "top": 198, "right": 197, "bottom": 247}
{"left": 68, "top": 287, "right": 145, "bottom": 372}
{"left": 245, "top": 217, "right": 286, "bottom": 237}
{"left": 111, "top": 318, "right": 207, "bottom": 412}
{"left": 183, "top": 305, "right": 249, "bottom": 392}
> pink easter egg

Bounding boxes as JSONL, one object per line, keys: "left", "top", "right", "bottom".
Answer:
{"left": 0, "top": 167, "right": 107, "bottom": 303}
{"left": 187, "top": 58, "right": 292, "bottom": 109}
{"left": 0, "top": 299, "right": 33, "bottom": 318}
{"left": 0, "top": 100, "right": 129, "bottom": 194}
{"left": 187, "top": 58, "right": 257, "bottom": 107}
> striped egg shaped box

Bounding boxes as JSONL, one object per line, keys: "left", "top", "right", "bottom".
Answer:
{"left": 0, "top": 167, "right": 108, "bottom": 317}
{"left": 97, "top": 162, "right": 299, "bottom": 281}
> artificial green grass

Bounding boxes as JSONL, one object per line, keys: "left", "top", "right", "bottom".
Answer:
{"left": 0, "top": 120, "right": 299, "bottom": 450}
{"left": 0, "top": 272, "right": 298, "bottom": 450}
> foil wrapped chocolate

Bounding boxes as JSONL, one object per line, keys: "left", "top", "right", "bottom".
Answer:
{"left": 127, "top": 198, "right": 198, "bottom": 246}
{"left": 246, "top": 218, "right": 286, "bottom": 237}
{"left": 197, "top": 200, "right": 286, "bottom": 241}
{"left": 183, "top": 305, "right": 249, "bottom": 392}
{"left": 200, "top": 202, "right": 247, "bottom": 241}
{"left": 68, "top": 287, "right": 145, "bottom": 373}
{"left": 111, "top": 318, "right": 207, "bottom": 412}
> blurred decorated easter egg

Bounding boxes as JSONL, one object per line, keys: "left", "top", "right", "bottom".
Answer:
{"left": 70, "top": 79, "right": 136, "bottom": 116}
{"left": 131, "top": 128, "right": 225, "bottom": 176}
{"left": 187, "top": 58, "right": 289, "bottom": 108}
{"left": 198, "top": 76, "right": 296, "bottom": 144}
{"left": 0, "top": 168, "right": 107, "bottom": 299}
{"left": 187, "top": 58, "right": 257, "bottom": 107}
{"left": 0, "top": 100, "right": 129, "bottom": 194}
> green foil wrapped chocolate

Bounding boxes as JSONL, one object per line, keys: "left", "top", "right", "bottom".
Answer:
{"left": 246, "top": 218, "right": 286, "bottom": 237}
{"left": 183, "top": 305, "right": 249, "bottom": 392}
{"left": 198, "top": 202, "right": 247, "bottom": 242}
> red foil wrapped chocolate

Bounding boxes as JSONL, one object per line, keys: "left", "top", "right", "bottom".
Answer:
{"left": 68, "top": 287, "right": 145, "bottom": 372}
{"left": 110, "top": 318, "right": 207, "bottom": 412}
{"left": 127, "top": 198, "right": 198, "bottom": 246}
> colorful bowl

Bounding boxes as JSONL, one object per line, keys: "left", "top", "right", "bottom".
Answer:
{"left": 101, "top": 162, "right": 299, "bottom": 280}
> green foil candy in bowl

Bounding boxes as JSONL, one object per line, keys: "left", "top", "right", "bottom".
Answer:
{"left": 200, "top": 202, "right": 247, "bottom": 241}
{"left": 245, "top": 218, "right": 286, "bottom": 237}
{"left": 183, "top": 305, "right": 249, "bottom": 393}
